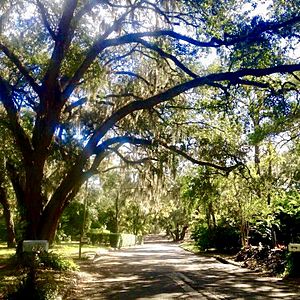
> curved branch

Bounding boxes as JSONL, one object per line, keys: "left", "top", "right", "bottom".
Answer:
{"left": 64, "top": 15, "right": 300, "bottom": 98}
{"left": 135, "top": 38, "right": 198, "bottom": 78}
{"left": 82, "top": 63, "right": 300, "bottom": 157}
{"left": 113, "top": 149, "right": 153, "bottom": 165}
{"left": 36, "top": 0, "right": 56, "bottom": 40}
{"left": 42, "top": 0, "right": 78, "bottom": 91}
{"left": 0, "top": 77, "right": 33, "bottom": 164}
{"left": 115, "top": 70, "right": 151, "bottom": 85}
{"left": 94, "top": 135, "right": 152, "bottom": 155}
{"left": 0, "top": 43, "right": 41, "bottom": 95}
{"left": 157, "top": 140, "right": 243, "bottom": 173}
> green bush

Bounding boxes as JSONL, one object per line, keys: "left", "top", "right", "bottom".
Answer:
{"left": 109, "top": 233, "right": 121, "bottom": 248}
{"left": 191, "top": 225, "right": 215, "bottom": 250}
{"left": 285, "top": 252, "right": 300, "bottom": 277}
{"left": 192, "top": 223, "right": 241, "bottom": 252}
{"left": 6, "top": 274, "right": 58, "bottom": 300}
{"left": 87, "top": 230, "right": 143, "bottom": 248}
{"left": 215, "top": 226, "right": 241, "bottom": 251}
{"left": 39, "top": 252, "right": 78, "bottom": 271}
{"left": 88, "top": 229, "right": 111, "bottom": 245}
{"left": 11, "top": 251, "right": 78, "bottom": 271}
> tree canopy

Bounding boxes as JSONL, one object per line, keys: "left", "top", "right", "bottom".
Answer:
{"left": 0, "top": 0, "right": 300, "bottom": 243}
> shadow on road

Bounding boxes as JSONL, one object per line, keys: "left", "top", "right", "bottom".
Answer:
{"left": 68, "top": 240, "right": 300, "bottom": 300}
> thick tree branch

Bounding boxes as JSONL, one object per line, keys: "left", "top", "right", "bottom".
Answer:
{"left": 0, "top": 43, "right": 41, "bottom": 95}
{"left": 82, "top": 63, "right": 300, "bottom": 158}
{"left": 94, "top": 135, "right": 152, "bottom": 155}
{"left": 42, "top": 0, "right": 78, "bottom": 91}
{"left": 64, "top": 14, "right": 300, "bottom": 98}
{"left": 234, "top": 79, "right": 271, "bottom": 89}
{"left": 223, "top": 15, "right": 300, "bottom": 45}
{"left": 113, "top": 149, "right": 153, "bottom": 165}
{"left": 0, "top": 77, "right": 33, "bottom": 164}
{"left": 103, "top": 93, "right": 143, "bottom": 101}
{"left": 64, "top": 97, "right": 87, "bottom": 113}
{"left": 36, "top": 0, "right": 56, "bottom": 40}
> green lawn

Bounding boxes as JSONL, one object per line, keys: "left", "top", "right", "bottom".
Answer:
{"left": 0, "top": 241, "right": 106, "bottom": 261}
{"left": 180, "top": 241, "right": 201, "bottom": 254}
{"left": 51, "top": 241, "right": 107, "bottom": 259}
{"left": 0, "top": 243, "right": 15, "bottom": 264}
{"left": 0, "top": 241, "right": 107, "bottom": 298}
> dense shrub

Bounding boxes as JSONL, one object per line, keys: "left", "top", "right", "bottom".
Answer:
{"left": 88, "top": 229, "right": 111, "bottom": 245}
{"left": 192, "top": 223, "right": 241, "bottom": 252}
{"left": 39, "top": 252, "right": 78, "bottom": 271}
{"left": 285, "top": 252, "right": 300, "bottom": 277}
{"left": 6, "top": 274, "right": 58, "bottom": 300}
{"left": 6, "top": 252, "right": 75, "bottom": 300}
{"left": 11, "top": 251, "right": 78, "bottom": 271}
{"left": 87, "top": 230, "right": 143, "bottom": 248}
{"left": 191, "top": 225, "right": 215, "bottom": 250}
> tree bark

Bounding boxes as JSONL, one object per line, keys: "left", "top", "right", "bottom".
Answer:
{"left": 0, "top": 185, "right": 16, "bottom": 248}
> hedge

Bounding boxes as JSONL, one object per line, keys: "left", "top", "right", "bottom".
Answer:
{"left": 87, "top": 230, "right": 143, "bottom": 248}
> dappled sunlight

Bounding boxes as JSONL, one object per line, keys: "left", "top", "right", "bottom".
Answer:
{"left": 101, "top": 275, "right": 139, "bottom": 283}
{"left": 68, "top": 242, "right": 300, "bottom": 299}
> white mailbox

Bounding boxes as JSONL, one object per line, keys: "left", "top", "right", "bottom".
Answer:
{"left": 288, "top": 243, "right": 300, "bottom": 252}
{"left": 22, "top": 240, "right": 49, "bottom": 252}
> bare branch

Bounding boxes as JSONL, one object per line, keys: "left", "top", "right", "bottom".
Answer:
{"left": 291, "top": 72, "right": 300, "bottom": 82}
{"left": 113, "top": 149, "right": 153, "bottom": 165}
{"left": 115, "top": 70, "right": 151, "bottom": 85}
{"left": 103, "top": 93, "right": 143, "bottom": 100}
{"left": 64, "top": 5, "right": 139, "bottom": 98}
{"left": 103, "top": 45, "right": 138, "bottom": 67}
{"left": 157, "top": 140, "right": 242, "bottom": 173}
{"left": 36, "top": 0, "right": 56, "bottom": 40}
{"left": 136, "top": 38, "right": 198, "bottom": 78}
{"left": 64, "top": 13, "right": 300, "bottom": 98}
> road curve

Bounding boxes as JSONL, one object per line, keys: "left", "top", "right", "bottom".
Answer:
{"left": 67, "top": 240, "right": 300, "bottom": 299}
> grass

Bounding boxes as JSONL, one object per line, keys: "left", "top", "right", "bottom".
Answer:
{"left": 180, "top": 241, "right": 201, "bottom": 254}
{"left": 0, "top": 243, "right": 15, "bottom": 265}
{"left": 0, "top": 241, "right": 108, "bottom": 298}
{"left": 0, "top": 243, "right": 19, "bottom": 298}
{"left": 52, "top": 241, "right": 106, "bottom": 259}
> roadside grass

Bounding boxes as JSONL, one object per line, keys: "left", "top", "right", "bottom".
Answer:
{"left": 0, "top": 243, "right": 15, "bottom": 264}
{"left": 0, "top": 241, "right": 108, "bottom": 298}
{"left": 52, "top": 241, "right": 106, "bottom": 259}
{"left": 180, "top": 241, "right": 201, "bottom": 254}
{"left": 0, "top": 243, "right": 18, "bottom": 298}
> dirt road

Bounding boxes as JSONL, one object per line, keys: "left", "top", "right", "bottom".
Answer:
{"left": 67, "top": 238, "right": 300, "bottom": 299}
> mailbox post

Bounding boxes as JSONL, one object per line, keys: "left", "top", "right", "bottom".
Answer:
{"left": 22, "top": 240, "right": 49, "bottom": 253}
{"left": 288, "top": 243, "right": 300, "bottom": 252}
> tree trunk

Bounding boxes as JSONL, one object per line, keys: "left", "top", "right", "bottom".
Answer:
{"left": 0, "top": 185, "right": 16, "bottom": 248}
{"left": 179, "top": 225, "right": 188, "bottom": 241}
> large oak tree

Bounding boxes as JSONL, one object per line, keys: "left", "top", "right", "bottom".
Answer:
{"left": 0, "top": 0, "right": 300, "bottom": 243}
